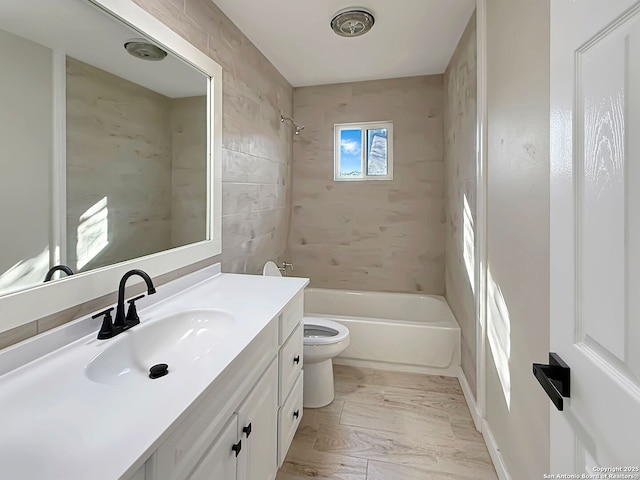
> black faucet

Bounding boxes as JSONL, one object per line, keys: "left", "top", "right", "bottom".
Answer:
{"left": 44, "top": 265, "right": 74, "bottom": 282}
{"left": 114, "top": 269, "right": 156, "bottom": 328}
{"left": 93, "top": 269, "right": 156, "bottom": 340}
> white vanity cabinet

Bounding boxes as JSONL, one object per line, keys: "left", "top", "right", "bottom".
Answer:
{"left": 188, "top": 415, "right": 239, "bottom": 480}
{"left": 276, "top": 293, "right": 304, "bottom": 466}
{"left": 236, "top": 360, "right": 278, "bottom": 480}
{"left": 142, "top": 292, "right": 304, "bottom": 480}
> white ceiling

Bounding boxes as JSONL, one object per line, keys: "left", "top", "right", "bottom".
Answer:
{"left": 212, "top": 0, "right": 476, "bottom": 87}
{"left": 0, "top": 0, "right": 206, "bottom": 98}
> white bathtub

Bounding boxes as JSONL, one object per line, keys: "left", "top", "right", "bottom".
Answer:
{"left": 304, "top": 288, "right": 461, "bottom": 376}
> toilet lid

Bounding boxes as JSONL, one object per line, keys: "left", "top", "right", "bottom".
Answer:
{"left": 262, "top": 261, "right": 282, "bottom": 277}
{"left": 303, "top": 317, "right": 349, "bottom": 345}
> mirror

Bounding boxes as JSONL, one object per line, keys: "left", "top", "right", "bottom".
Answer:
{"left": 0, "top": 0, "right": 211, "bottom": 297}
{"left": 0, "top": 0, "right": 222, "bottom": 332}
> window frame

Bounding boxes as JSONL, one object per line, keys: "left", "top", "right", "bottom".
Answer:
{"left": 334, "top": 121, "right": 394, "bottom": 181}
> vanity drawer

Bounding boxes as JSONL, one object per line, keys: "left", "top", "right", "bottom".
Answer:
{"left": 279, "top": 293, "right": 303, "bottom": 344}
{"left": 279, "top": 323, "right": 303, "bottom": 403}
{"left": 277, "top": 371, "right": 303, "bottom": 466}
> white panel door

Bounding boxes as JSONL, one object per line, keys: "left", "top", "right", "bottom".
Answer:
{"left": 551, "top": 0, "right": 640, "bottom": 472}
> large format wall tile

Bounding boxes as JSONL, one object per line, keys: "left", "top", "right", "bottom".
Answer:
{"left": 170, "top": 96, "right": 207, "bottom": 248}
{"left": 443, "top": 12, "right": 478, "bottom": 396}
{"left": 133, "top": 0, "right": 294, "bottom": 275}
{"left": 290, "top": 76, "right": 445, "bottom": 294}
{"left": 66, "top": 56, "right": 173, "bottom": 271}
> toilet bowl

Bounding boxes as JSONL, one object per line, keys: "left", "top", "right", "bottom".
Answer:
{"left": 262, "top": 261, "right": 350, "bottom": 408}
{"left": 302, "top": 316, "right": 350, "bottom": 408}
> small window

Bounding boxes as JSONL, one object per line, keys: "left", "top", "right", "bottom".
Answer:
{"left": 334, "top": 122, "right": 393, "bottom": 181}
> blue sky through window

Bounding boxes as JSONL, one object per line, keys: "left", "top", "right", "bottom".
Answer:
{"left": 339, "top": 129, "right": 362, "bottom": 176}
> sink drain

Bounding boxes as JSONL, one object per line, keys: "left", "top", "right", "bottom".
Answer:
{"left": 149, "top": 363, "right": 169, "bottom": 379}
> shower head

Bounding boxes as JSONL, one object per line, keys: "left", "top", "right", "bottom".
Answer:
{"left": 281, "top": 115, "right": 305, "bottom": 136}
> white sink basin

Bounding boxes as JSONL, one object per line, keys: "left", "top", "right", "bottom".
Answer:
{"left": 85, "top": 308, "right": 235, "bottom": 386}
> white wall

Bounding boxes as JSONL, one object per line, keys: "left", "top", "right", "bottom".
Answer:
{"left": 485, "top": 0, "right": 551, "bottom": 477}
{"left": 0, "top": 29, "right": 52, "bottom": 294}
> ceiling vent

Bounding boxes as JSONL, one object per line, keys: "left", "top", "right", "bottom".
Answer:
{"left": 124, "top": 39, "right": 167, "bottom": 61}
{"left": 330, "top": 8, "right": 375, "bottom": 37}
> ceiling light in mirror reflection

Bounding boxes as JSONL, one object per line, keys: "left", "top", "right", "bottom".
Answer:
{"left": 76, "top": 197, "right": 109, "bottom": 271}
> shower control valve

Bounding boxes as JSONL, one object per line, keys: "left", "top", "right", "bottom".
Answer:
{"left": 279, "top": 262, "right": 294, "bottom": 275}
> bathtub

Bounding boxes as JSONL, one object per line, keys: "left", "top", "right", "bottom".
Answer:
{"left": 304, "top": 288, "right": 461, "bottom": 376}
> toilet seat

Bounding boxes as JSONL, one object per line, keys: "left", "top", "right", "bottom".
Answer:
{"left": 303, "top": 317, "right": 349, "bottom": 346}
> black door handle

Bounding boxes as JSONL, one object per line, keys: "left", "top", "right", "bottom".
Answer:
{"left": 532, "top": 352, "right": 570, "bottom": 411}
{"left": 293, "top": 409, "right": 299, "bottom": 419}
{"left": 293, "top": 355, "right": 300, "bottom": 364}
{"left": 243, "top": 423, "right": 252, "bottom": 438}
{"left": 232, "top": 440, "right": 242, "bottom": 457}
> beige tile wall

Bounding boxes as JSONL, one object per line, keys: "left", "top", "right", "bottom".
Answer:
{"left": 289, "top": 76, "right": 445, "bottom": 294}
{"left": 444, "top": 13, "right": 477, "bottom": 396}
{"left": 0, "top": 0, "right": 293, "bottom": 351}
{"left": 133, "top": 0, "right": 294, "bottom": 275}
{"left": 170, "top": 95, "right": 208, "bottom": 248}
{"left": 66, "top": 56, "right": 173, "bottom": 271}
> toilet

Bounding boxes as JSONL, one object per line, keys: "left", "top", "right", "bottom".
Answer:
{"left": 262, "top": 261, "right": 350, "bottom": 408}
{"left": 301, "top": 316, "right": 350, "bottom": 408}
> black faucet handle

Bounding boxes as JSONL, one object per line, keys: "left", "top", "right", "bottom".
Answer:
{"left": 127, "top": 294, "right": 145, "bottom": 305}
{"left": 125, "top": 295, "right": 145, "bottom": 328}
{"left": 93, "top": 307, "right": 115, "bottom": 340}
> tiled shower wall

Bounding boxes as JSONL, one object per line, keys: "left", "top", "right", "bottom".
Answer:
{"left": 444, "top": 13, "right": 478, "bottom": 396}
{"left": 0, "top": 0, "right": 294, "bottom": 350}
{"left": 66, "top": 57, "right": 173, "bottom": 272}
{"left": 289, "top": 77, "right": 446, "bottom": 293}
{"left": 133, "top": 0, "right": 294, "bottom": 275}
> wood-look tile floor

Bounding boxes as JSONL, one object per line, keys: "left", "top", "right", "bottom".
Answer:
{"left": 276, "top": 365, "right": 498, "bottom": 480}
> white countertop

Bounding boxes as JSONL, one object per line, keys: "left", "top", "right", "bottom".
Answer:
{"left": 0, "top": 270, "right": 308, "bottom": 480}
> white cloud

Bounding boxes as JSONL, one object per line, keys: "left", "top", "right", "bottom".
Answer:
{"left": 341, "top": 139, "right": 361, "bottom": 155}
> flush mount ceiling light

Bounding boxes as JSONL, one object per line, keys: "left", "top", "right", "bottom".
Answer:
{"left": 330, "top": 8, "right": 375, "bottom": 37}
{"left": 124, "top": 39, "right": 167, "bottom": 61}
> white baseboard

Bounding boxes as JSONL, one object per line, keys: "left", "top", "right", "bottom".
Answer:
{"left": 457, "top": 366, "right": 482, "bottom": 431}
{"left": 481, "top": 419, "right": 512, "bottom": 480}
{"left": 333, "top": 357, "right": 459, "bottom": 377}
{"left": 457, "top": 367, "right": 511, "bottom": 480}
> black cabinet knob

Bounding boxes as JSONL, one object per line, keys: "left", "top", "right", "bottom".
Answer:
{"left": 243, "top": 423, "right": 252, "bottom": 438}
{"left": 293, "top": 355, "right": 300, "bottom": 365}
{"left": 293, "top": 409, "right": 299, "bottom": 419}
{"left": 232, "top": 440, "right": 242, "bottom": 457}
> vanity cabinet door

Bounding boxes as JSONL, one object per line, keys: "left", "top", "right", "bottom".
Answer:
{"left": 188, "top": 415, "right": 238, "bottom": 480}
{"left": 236, "top": 359, "right": 278, "bottom": 480}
